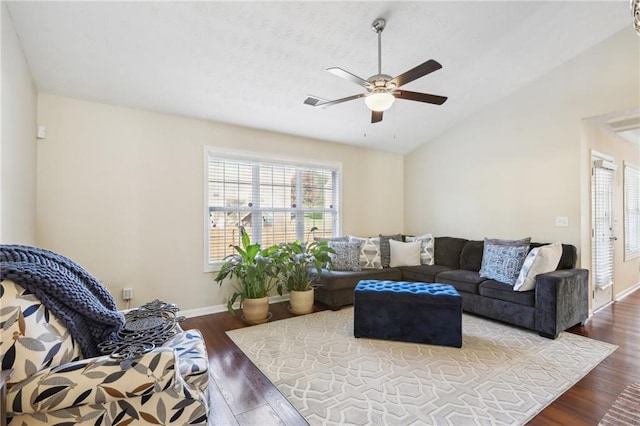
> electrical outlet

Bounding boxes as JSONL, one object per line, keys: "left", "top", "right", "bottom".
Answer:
{"left": 122, "top": 288, "right": 133, "bottom": 301}
{"left": 555, "top": 216, "right": 569, "bottom": 227}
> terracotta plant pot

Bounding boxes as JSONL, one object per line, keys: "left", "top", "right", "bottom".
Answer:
{"left": 289, "top": 288, "right": 314, "bottom": 315}
{"left": 242, "top": 296, "right": 270, "bottom": 324}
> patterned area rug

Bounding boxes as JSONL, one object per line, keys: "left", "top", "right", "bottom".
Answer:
{"left": 599, "top": 383, "right": 640, "bottom": 425}
{"left": 227, "top": 308, "right": 617, "bottom": 425}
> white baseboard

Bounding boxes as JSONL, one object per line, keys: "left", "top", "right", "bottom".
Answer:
{"left": 615, "top": 281, "right": 640, "bottom": 302}
{"left": 589, "top": 282, "right": 640, "bottom": 316}
{"left": 178, "top": 294, "right": 290, "bottom": 319}
{"left": 593, "top": 300, "right": 613, "bottom": 315}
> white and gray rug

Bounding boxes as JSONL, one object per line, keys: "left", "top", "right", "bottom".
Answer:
{"left": 599, "top": 382, "right": 640, "bottom": 426}
{"left": 227, "top": 308, "right": 616, "bottom": 425}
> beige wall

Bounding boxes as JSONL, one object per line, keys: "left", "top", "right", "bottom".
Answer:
{"left": 15, "top": 21, "right": 639, "bottom": 313}
{"left": 582, "top": 122, "right": 640, "bottom": 299}
{"left": 36, "top": 94, "right": 403, "bottom": 310}
{"left": 405, "top": 28, "right": 639, "bottom": 260}
{"left": 1, "top": 3, "right": 37, "bottom": 244}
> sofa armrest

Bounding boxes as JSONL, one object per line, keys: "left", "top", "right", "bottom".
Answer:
{"left": 162, "top": 329, "right": 210, "bottom": 392}
{"left": 534, "top": 268, "right": 589, "bottom": 339}
{"left": 7, "top": 347, "right": 178, "bottom": 415}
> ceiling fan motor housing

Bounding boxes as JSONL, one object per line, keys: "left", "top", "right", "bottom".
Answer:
{"left": 366, "top": 74, "right": 394, "bottom": 91}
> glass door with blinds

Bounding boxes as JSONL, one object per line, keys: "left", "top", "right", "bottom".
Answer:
{"left": 591, "top": 154, "right": 616, "bottom": 310}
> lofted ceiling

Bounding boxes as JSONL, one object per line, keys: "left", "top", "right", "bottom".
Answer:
{"left": 5, "top": 1, "right": 631, "bottom": 154}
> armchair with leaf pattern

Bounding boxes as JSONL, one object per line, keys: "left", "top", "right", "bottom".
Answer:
{"left": 0, "top": 280, "right": 210, "bottom": 425}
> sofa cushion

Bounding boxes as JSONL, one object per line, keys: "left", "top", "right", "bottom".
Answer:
{"left": 557, "top": 244, "right": 577, "bottom": 269}
{"left": 389, "top": 240, "right": 422, "bottom": 267}
{"left": 405, "top": 234, "right": 435, "bottom": 265}
{"left": 434, "top": 270, "right": 485, "bottom": 294}
{"left": 479, "top": 280, "right": 535, "bottom": 306}
{"left": 379, "top": 234, "right": 402, "bottom": 268}
{"left": 398, "top": 264, "right": 454, "bottom": 283}
{"left": 313, "top": 268, "right": 402, "bottom": 291}
{"left": 530, "top": 242, "right": 577, "bottom": 270}
{"left": 328, "top": 241, "right": 362, "bottom": 271}
{"left": 434, "top": 237, "right": 468, "bottom": 269}
{"left": 479, "top": 238, "right": 531, "bottom": 285}
{"left": 459, "top": 240, "right": 484, "bottom": 271}
{"left": 514, "top": 243, "right": 562, "bottom": 291}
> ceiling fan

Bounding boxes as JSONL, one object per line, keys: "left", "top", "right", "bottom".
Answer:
{"left": 304, "top": 18, "right": 448, "bottom": 124}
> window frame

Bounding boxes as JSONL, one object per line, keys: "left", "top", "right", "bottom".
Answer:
{"left": 203, "top": 146, "right": 342, "bottom": 272}
{"left": 624, "top": 161, "right": 640, "bottom": 261}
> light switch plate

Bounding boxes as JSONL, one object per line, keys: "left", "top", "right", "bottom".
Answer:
{"left": 555, "top": 216, "right": 569, "bottom": 227}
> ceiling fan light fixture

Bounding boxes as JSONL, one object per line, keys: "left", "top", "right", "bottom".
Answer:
{"left": 365, "top": 89, "right": 395, "bottom": 111}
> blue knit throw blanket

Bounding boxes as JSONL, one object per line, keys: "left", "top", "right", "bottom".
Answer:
{"left": 0, "top": 245, "right": 125, "bottom": 358}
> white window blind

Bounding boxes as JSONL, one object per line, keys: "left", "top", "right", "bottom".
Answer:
{"left": 592, "top": 163, "right": 615, "bottom": 288}
{"left": 206, "top": 151, "right": 340, "bottom": 265}
{"left": 624, "top": 163, "right": 640, "bottom": 260}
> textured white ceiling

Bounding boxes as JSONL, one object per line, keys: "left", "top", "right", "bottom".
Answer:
{"left": 6, "top": 1, "right": 631, "bottom": 154}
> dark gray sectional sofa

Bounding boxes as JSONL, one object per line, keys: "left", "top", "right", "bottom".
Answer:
{"left": 313, "top": 236, "right": 589, "bottom": 339}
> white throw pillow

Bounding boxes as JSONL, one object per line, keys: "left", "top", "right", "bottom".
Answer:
{"left": 513, "top": 242, "right": 563, "bottom": 291}
{"left": 405, "top": 234, "right": 434, "bottom": 265}
{"left": 389, "top": 240, "right": 422, "bottom": 267}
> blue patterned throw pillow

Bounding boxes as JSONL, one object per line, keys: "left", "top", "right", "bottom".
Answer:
{"left": 328, "top": 241, "right": 362, "bottom": 272}
{"left": 479, "top": 238, "right": 531, "bottom": 285}
{"left": 315, "top": 236, "right": 349, "bottom": 243}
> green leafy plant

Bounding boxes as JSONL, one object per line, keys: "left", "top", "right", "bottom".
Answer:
{"left": 276, "top": 228, "right": 335, "bottom": 294}
{"left": 214, "top": 226, "right": 281, "bottom": 315}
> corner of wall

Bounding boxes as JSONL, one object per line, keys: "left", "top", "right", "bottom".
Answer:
{"left": 1, "top": 1, "right": 38, "bottom": 244}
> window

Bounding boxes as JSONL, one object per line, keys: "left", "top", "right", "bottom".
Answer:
{"left": 205, "top": 148, "right": 340, "bottom": 268}
{"left": 624, "top": 162, "right": 640, "bottom": 260}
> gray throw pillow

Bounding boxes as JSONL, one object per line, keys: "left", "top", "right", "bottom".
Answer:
{"left": 379, "top": 234, "right": 402, "bottom": 268}
{"left": 328, "top": 241, "right": 362, "bottom": 271}
{"left": 479, "top": 238, "right": 531, "bottom": 285}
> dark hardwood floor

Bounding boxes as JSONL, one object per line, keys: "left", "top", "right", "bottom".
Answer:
{"left": 530, "top": 289, "right": 640, "bottom": 426}
{"left": 182, "top": 289, "right": 640, "bottom": 426}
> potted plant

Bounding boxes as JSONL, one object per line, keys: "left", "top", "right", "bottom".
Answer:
{"left": 214, "top": 226, "right": 280, "bottom": 324}
{"left": 276, "top": 228, "right": 335, "bottom": 315}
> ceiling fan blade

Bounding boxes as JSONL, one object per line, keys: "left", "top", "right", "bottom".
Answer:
{"left": 304, "top": 93, "right": 366, "bottom": 108}
{"left": 389, "top": 59, "right": 442, "bottom": 88}
{"left": 371, "top": 110, "right": 383, "bottom": 123}
{"left": 303, "top": 95, "right": 329, "bottom": 107}
{"left": 327, "top": 67, "right": 370, "bottom": 88}
{"left": 393, "top": 90, "right": 447, "bottom": 105}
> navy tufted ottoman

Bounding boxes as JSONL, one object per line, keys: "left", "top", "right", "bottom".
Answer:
{"left": 354, "top": 280, "right": 462, "bottom": 347}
